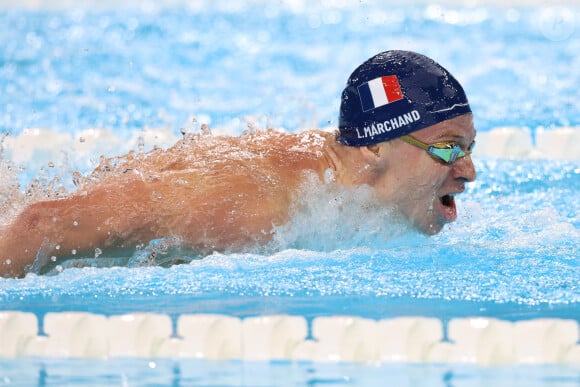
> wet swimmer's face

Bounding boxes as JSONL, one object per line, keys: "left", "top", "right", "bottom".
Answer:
{"left": 368, "top": 114, "right": 477, "bottom": 234}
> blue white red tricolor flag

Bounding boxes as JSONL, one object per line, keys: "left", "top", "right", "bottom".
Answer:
{"left": 358, "top": 75, "right": 404, "bottom": 112}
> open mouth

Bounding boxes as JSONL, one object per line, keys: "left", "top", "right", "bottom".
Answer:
{"left": 439, "top": 194, "right": 457, "bottom": 221}
{"left": 441, "top": 194, "right": 454, "bottom": 208}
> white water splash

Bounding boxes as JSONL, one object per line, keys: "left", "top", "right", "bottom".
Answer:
{"left": 0, "top": 135, "right": 25, "bottom": 227}
{"left": 270, "top": 174, "right": 425, "bottom": 252}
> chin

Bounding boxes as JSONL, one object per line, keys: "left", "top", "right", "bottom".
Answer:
{"left": 415, "top": 220, "right": 445, "bottom": 235}
{"left": 398, "top": 206, "right": 448, "bottom": 235}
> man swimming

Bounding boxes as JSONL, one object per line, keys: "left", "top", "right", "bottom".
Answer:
{"left": 0, "top": 50, "right": 476, "bottom": 278}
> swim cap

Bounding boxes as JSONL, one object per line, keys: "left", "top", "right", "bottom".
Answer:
{"left": 337, "top": 50, "right": 471, "bottom": 146}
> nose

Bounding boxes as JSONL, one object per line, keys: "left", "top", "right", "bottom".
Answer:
{"left": 454, "top": 155, "right": 476, "bottom": 182}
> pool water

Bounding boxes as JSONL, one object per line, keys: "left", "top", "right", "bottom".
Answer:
{"left": 1, "top": 358, "right": 579, "bottom": 386}
{"left": 1, "top": 159, "right": 578, "bottom": 321}
{"left": 0, "top": 0, "right": 579, "bottom": 385}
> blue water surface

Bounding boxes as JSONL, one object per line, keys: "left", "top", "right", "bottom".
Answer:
{"left": 1, "top": 2, "right": 578, "bottom": 137}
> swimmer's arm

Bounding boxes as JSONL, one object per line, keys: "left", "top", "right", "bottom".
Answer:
{"left": 0, "top": 180, "right": 156, "bottom": 278}
{"left": 0, "top": 172, "right": 290, "bottom": 278}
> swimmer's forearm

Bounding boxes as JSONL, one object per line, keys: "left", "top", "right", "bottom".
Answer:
{"left": 0, "top": 186, "right": 153, "bottom": 277}
{"left": 0, "top": 200, "right": 99, "bottom": 277}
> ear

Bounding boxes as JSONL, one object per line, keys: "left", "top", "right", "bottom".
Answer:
{"left": 359, "top": 144, "right": 382, "bottom": 164}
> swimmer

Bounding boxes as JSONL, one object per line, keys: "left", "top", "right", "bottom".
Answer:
{"left": 0, "top": 50, "right": 476, "bottom": 278}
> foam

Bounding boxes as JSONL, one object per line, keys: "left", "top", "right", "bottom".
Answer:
{"left": 1, "top": 311, "right": 578, "bottom": 364}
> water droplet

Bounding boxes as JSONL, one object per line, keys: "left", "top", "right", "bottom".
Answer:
{"left": 324, "top": 168, "right": 335, "bottom": 183}
{"left": 48, "top": 162, "right": 55, "bottom": 168}
{"left": 200, "top": 123, "right": 212, "bottom": 136}
{"left": 73, "top": 220, "right": 78, "bottom": 226}
{"left": 50, "top": 256, "right": 57, "bottom": 262}
{"left": 72, "top": 172, "right": 83, "bottom": 187}
{"left": 72, "top": 249, "right": 77, "bottom": 255}
{"left": 55, "top": 245, "right": 61, "bottom": 250}
{"left": 137, "top": 135, "right": 145, "bottom": 155}
{"left": 94, "top": 248, "right": 102, "bottom": 258}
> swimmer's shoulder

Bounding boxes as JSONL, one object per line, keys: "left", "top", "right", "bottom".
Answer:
{"left": 270, "top": 128, "right": 336, "bottom": 150}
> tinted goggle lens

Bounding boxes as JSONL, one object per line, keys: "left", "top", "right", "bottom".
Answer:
{"left": 428, "top": 143, "right": 471, "bottom": 164}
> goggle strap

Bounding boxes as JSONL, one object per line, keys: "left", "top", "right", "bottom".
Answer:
{"left": 399, "top": 135, "right": 430, "bottom": 151}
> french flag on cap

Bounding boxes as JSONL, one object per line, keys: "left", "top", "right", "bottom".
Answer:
{"left": 358, "top": 75, "right": 404, "bottom": 112}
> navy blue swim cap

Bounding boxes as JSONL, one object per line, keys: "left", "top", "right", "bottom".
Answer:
{"left": 337, "top": 50, "right": 471, "bottom": 146}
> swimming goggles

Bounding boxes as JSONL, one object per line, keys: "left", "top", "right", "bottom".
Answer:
{"left": 399, "top": 134, "right": 475, "bottom": 164}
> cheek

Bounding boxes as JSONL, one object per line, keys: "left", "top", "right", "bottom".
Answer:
{"left": 414, "top": 159, "right": 449, "bottom": 186}
{"left": 369, "top": 153, "right": 449, "bottom": 206}
{"left": 397, "top": 163, "right": 449, "bottom": 206}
